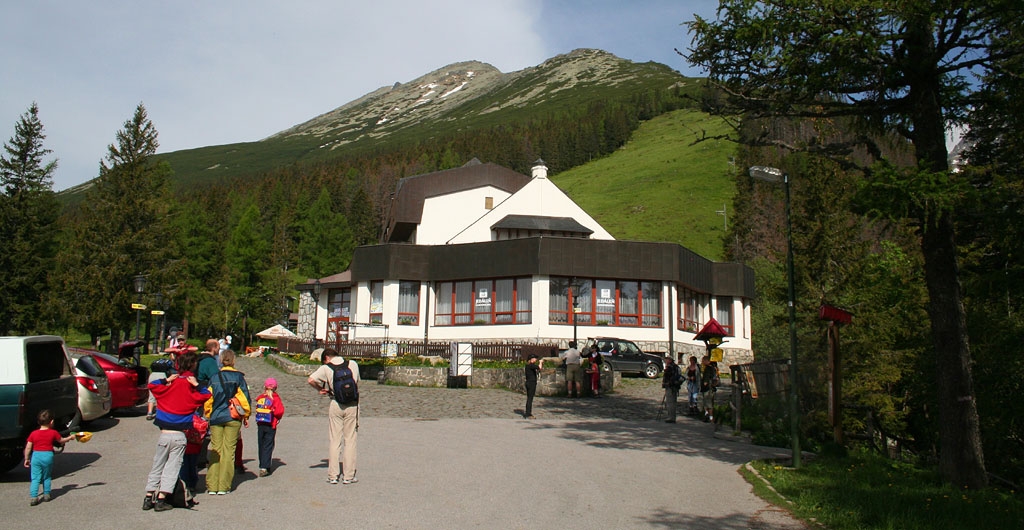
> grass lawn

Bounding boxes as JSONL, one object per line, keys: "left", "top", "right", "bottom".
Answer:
{"left": 745, "top": 451, "right": 1022, "bottom": 529}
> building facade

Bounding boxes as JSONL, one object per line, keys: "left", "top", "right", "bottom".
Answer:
{"left": 296, "top": 159, "right": 755, "bottom": 364}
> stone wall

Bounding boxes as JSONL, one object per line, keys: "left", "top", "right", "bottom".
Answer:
{"left": 267, "top": 354, "right": 619, "bottom": 396}
{"left": 296, "top": 291, "right": 316, "bottom": 341}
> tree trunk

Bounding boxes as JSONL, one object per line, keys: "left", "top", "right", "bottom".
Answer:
{"left": 921, "top": 213, "right": 987, "bottom": 488}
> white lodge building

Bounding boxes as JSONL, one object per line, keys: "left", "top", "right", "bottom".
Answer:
{"left": 295, "top": 159, "right": 755, "bottom": 364}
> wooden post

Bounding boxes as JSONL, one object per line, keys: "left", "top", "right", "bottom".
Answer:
{"left": 828, "top": 321, "right": 843, "bottom": 444}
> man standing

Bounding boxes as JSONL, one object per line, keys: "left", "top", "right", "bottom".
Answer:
{"left": 559, "top": 340, "right": 582, "bottom": 398}
{"left": 661, "top": 356, "right": 683, "bottom": 423}
{"left": 307, "top": 348, "right": 360, "bottom": 485}
{"left": 523, "top": 354, "right": 544, "bottom": 419}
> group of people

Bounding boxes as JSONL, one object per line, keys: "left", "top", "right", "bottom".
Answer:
{"left": 142, "top": 337, "right": 285, "bottom": 512}
{"left": 557, "top": 341, "right": 602, "bottom": 399}
{"left": 662, "top": 354, "right": 720, "bottom": 423}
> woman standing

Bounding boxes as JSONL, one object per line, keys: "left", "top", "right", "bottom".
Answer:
{"left": 204, "top": 349, "right": 250, "bottom": 495}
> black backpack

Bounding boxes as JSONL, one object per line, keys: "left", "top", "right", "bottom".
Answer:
{"left": 331, "top": 360, "right": 359, "bottom": 405}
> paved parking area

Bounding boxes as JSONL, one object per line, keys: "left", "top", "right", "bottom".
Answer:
{"left": 0, "top": 356, "right": 805, "bottom": 529}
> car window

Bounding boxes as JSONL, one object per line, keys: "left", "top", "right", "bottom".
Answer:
{"left": 619, "top": 341, "right": 641, "bottom": 356}
{"left": 26, "top": 341, "right": 73, "bottom": 383}
{"left": 75, "top": 356, "right": 106, "bottom": 378}
{"left": 598, "top": 341, "right": 615, "bottom": 354}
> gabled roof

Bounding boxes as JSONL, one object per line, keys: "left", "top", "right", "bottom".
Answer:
{"left": 491, "top": 214, "right": 593, "bottom": 235}
{"left": 384, "top": 159, "right": 531, "bottom": 243}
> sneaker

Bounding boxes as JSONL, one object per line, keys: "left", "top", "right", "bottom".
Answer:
{"left": 142, "top": 495, "right": 154, "bottom": 510}
{"left": 146, "top": 413, "right": 155, "bottom": 420}
{"left": 153, "top": 500, "right": 173, "bottom": 512}
{"left": 342, "top": 477, "right": 358, "bottom": 485}
{"left": 41, "top": 494, "right": 51, "bottom": 502}
{"left": 259, "top": 468, "right": 269, "bottom": 477}
{"left": 217, "top": 490, "right": 228, "bottom": 495}
{"left": 207, "top": 490, "right": 217, "bottom": 495}
{"left": 30, "top": 496, "right": 41, "bottom": 506}
{"left": 328, "top": 478, "right": 339, "bottom": 484}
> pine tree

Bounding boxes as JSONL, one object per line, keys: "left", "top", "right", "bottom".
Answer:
{"left": 56, "top": 103, "right": 173, "bottom": 340}
{"left": 0, "top": 103, "right": 59, "bottom": 334}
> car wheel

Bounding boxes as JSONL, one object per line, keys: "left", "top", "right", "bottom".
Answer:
{"left": 644, "top": 363, "right": 661, "bottom": 379}
{"left": 601, "top": 361, "right": 613, "bottom": 373}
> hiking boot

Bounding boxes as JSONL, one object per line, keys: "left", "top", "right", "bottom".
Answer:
{"left": 153, "top": 500, "right": 173, "bottom": 512}
{"left": 30, "top": 496, "right": 41, "bottom": 506}
{"left": 142, "top": 495, "right": 154, "bottom": 510}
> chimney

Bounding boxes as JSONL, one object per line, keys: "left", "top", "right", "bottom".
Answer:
{"left": 531, "top": 158, "right": 548, "bottom": 179}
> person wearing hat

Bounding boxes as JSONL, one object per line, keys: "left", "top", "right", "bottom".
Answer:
{"left": 524, "top": 354, "right": 544, "bottom": 419}
{"left": 253, "top": 377, "right": 285, "bottom": 477}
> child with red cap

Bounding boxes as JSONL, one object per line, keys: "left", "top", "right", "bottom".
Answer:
{"left": 253, "top": 377, "right": 285, "bottom": 477}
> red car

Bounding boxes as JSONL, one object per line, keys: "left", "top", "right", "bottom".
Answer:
{"left": 91, "top": 351, "right": 150, "bottom": 411}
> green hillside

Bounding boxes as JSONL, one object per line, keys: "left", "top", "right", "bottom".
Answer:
{"left": 553, "top": 108, "right": 736, "bottom": 260}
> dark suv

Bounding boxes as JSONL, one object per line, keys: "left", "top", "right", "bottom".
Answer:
{"left": 581, "top": 337, "right": 664, "bottom": 379}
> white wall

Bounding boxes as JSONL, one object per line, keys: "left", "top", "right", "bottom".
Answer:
{"left": 448, "top": 177, "right": 614, "bottom": 244}
{"left": 417, "top": 186, "right": 513, "bottom": 244}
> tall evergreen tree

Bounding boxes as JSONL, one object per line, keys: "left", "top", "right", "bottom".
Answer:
{"left": 295, "top": 187, "right": 354, "bottom": 278}
{"left": 0, "top": 103, "right": 59, "bottom": 334}
{"left": 686, "top": 1, "right": 1021, "bottom": 487}
{"left": 56, "top": 103, "right": 173, "bottom": 342}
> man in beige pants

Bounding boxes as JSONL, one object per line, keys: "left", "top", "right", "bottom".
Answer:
{"left": 308, "top": 348, "right": 360, "bottom": 484}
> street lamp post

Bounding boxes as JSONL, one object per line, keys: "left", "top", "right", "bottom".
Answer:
{"left": 749, "top": 165, "right": 801, "bottom": 467}
{"left": 312, "top": 279, "right": 322, "bottom": 348}
{"left": 153, "top": 292, "right": 164, "bottom": 353}
{"left": 133, "top": 274, "right": 147, "bottom": 341}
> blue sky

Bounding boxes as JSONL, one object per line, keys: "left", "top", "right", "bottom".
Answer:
{"left": 1, "top": 1, "right": 717, "bottom": 191}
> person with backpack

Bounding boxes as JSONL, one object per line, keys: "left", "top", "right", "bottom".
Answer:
{"left": 307, "top": 348, "right": 360, "bottom": 485}
{"left": 661, "top": 355, "right": 683, "bottom": 423}
{"left": 699, "top": 355, "right": 719, "bottom": 423}
{"left": 253, "top": 377, "right": 285, "bottom": 477}
{"left": 203, "top": 349, "right": 251, "bottom": 495}
{"left": 144, "top": 352, "right": 210, "bottom": 512}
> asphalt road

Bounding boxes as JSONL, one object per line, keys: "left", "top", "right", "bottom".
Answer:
{"left": 0, "top": 356, "right": 806, "bottom": 529}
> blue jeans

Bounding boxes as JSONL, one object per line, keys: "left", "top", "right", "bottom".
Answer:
{"left": 29, "top": 451, "right": 54, "bottom": 498}
{"left": 179, "top": 452, "right": 199, "bottom": 490}
{"left": 257, "top": 423, "right": 277, "bottom": 470}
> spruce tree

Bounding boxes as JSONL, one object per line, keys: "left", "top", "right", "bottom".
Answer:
{"left": 0, "top": 103, "right": 59, "bottom": 334}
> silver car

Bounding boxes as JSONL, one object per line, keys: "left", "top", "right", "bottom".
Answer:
{"left": 70, "top": 353, "right": 112, "bottom": 422}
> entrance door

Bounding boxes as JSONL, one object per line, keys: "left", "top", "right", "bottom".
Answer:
{"left": 325, "top": 288, "right": 351, "bottom": 345}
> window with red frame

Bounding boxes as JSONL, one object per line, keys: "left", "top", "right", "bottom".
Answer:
{"left": 549, "top": 277, "right": 662, "bottom": 327}
{"left": 369, "top": 281, "right": 383, "bottom": 324}
{"left": 678, "top": 287, "right": 708, "bottom": 333}
{"left": 434, "top": 278, "right": 531, "bottom": 325}
{"left": 397, "top": 281, "right": 419, "bottom": 325}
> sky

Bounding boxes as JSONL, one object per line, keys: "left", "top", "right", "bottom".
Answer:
{"left": 1, "top": 1, "right": 718, "bottom": 191}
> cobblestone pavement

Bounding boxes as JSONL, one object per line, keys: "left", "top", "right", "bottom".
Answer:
{"left": 234, "top": 356, "right": 697, "bottom": 422}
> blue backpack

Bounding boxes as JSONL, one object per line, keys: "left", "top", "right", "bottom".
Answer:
{"left": 330, "top": 360, "right": 359, "bottom": 405}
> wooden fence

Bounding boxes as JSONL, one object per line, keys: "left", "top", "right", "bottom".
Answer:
{"left": 276, "top": 337, "right": 558, "bottom": 362}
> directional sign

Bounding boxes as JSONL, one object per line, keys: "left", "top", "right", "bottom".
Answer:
{"left": 131, "top": 303, "right": 147, "bottom": 310}
{"left": 151, "top": 310, "right": 165, "bottom": 315}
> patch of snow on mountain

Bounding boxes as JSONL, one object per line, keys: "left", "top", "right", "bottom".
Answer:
{"left": 440, "top": 81, "right": 469, "bottom": 99}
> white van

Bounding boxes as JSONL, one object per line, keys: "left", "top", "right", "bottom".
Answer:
{"left": 0, "top": 336, "right": 79, "bottom": 472}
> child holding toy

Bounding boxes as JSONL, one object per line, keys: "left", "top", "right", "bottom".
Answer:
{"left": 23, "top": 409, "right": 77, "bottom": 506}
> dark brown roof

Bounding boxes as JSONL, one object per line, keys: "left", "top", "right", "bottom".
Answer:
{"left": 491, "top": 214, "right": 593, "bottom": 235}
{"left": 384, "top": 160, "right": 531, "bottom": 243}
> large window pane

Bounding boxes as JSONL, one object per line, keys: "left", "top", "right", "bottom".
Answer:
{"left": 641, "top": 281, "right": 662, "bottom": 327}
{"left": 370, "top": 281, "right": 383, "bottom": 323}
{"left": 434, "top": 282, "right": 452, "bottom": 326}
{"left": 515, "top": 278, "right": 532, "bottom": 323}
{"left": 595, "top": 279, "right": 616, "bottom": 325}
{"left": 455, "top": 281, "right": 473, "bottom": 324}
{"left": 398, "top": 281, "right": 419, "bottom": 325}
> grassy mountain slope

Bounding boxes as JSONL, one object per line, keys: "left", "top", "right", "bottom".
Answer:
{"left": 553, "top": 108, "right": 736, "bottom": 260}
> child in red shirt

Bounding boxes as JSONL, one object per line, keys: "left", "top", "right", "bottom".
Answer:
{"left": 23, "top": 409, "right": 77, "bottom": 506}
{"left": 254, "top": 377, "right": 285, "bottom": 477}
